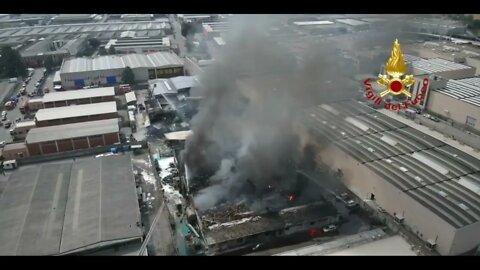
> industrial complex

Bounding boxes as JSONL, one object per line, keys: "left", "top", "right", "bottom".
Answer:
{"left": 2, "top": 14, "right": 480, "bottom": 257}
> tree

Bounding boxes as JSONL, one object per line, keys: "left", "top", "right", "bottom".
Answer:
{"left": 122, "top": 66, "right": 135, "bottom": 85}
{"left": 98, "top": 47, "right": 107, "bottom": 55}
{"left": 88, "top": 38, "right": 101, "bottom": 48}
{"left": 0, "top": 46, "right": 27, "bottom": 78}
{"left": 44, "top": 57, "right": 54, "bottom": 73}
{"left": 108, "top": 46, "right": 116, "bottom": 55}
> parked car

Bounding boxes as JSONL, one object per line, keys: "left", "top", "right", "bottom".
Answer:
{"left": 0, "top": 141, "right": 5, "bottom": 148}
{"left": 377, "top": 207, "right": 387, "bottom": 213}
{"left": 322, "top": 224, "right": 338, "bottom": 234}
{"left": 4, "top": 121, "right": 12, "bottom": 128}
{"left": 28, "top": 92, "right": 35, "bottom": 97}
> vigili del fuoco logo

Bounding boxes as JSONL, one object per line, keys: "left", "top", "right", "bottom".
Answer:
{"left": 364, "top": 39, "right": 429, "bottom": 111}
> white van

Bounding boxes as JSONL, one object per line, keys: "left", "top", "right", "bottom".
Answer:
{"left": 2, "top": 160, "right": 18, "bottom": 170}
{"left": 8, "top": 78, "right": 18, "bottom": 83}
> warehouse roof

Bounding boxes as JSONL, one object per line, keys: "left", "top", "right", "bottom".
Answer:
{"left": 61, "top": 51, "right": 183, "bottom": 73}
{"left": 303, "top": 99, "right": 480, "bottom": 229}
{"left": 150, "top": 76, "right": 199, "bottom": 96}
{"left": 26, "top": 118, "right": 119, "bottom": 144}
{"left": 0, "top": 154, "right": 142, "bottom": 255}
{"left": 411, "top": 58, "right": 473, "bottom": 74}
{"left": 42, "top": 87, "right": 115, "bottom": 103}
{"left": 336, "top": 18, "right": 369, "bottom": 26}
{"left": 433, "top": 77, "right": 480, "bottom": 108}
{"left": 34, "top": 101, "right": 117, "bottom": 122}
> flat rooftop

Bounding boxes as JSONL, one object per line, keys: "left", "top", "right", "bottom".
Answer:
{"left": 0, "top": 154, "right": 142, "bottom": 255}
{"left": 303, "top": 100, "right": 480, "bottom": 229}
{"left": 34, "top": 101, "right": 117, "bottom": 122}
{"left": 42, "top": 87, "right": 115, "bottom": 103}
{"left": 26, "top": 118, "right": 119, "bottom": 144}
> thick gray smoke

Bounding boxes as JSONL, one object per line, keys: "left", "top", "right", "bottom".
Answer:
{"left": 182, "top": 14, "right": 424, "bottom": 211}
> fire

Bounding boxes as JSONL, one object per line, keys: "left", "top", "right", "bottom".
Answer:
{"left": 287, "top": 194, "right": 295, "bottom": 201}
{"left": 385, "top": 39, "right": 407, "bottom": 77}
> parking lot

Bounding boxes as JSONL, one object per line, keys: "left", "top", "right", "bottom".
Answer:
{"left": 0, "top": 68, "right": 46, "bottom": 144}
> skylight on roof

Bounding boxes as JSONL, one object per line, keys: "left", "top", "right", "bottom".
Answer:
{"left": 381, "top": 135, "right": 398, "bottom": 146}
{"left": 320, "top": 104, "right": 340, "bottom": 115}
{"left": 438, "top": 190, "right": 448, "bottom": 197}
{"left": 411, "top": 152, "right": 449, "bottom": 175}
{"left": 458, "top": 203, "right": 470, "bottom": 211}
{"left": 345, "top": 117, "right": 370, "bottom": 132}
{"left": 414, "top": 176, "right": 423, "bottom": 183}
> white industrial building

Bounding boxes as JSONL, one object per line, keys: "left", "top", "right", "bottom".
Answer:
{"left": 60, "top": 52, "right": 184, "bottom": 89}
{"left": 427, "top": 76, "right": 480, "bottom": 131}
{"left": 105, "top": 37, "right": 171, "bottom": 54}
{"left": 303, "top": 100, "right": 480, "bottom": 255}
{"left": 405, "top": 55, "right": 477, "bottom": 80}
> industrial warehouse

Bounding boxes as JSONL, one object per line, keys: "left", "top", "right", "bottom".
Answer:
{"left": 34, "top": 101, "right": 118, "bottom": 127}
{"left": 302, "top": 100, "right": 480, "bottom": 255}
{"left": 41, "top": 87, "right": 115, "bottom": 108}
{"left": 0, "top": 154, "right": 143, "bottom": 255}
{"left": 25, "top": 119, "right": 120, "bottom": 156}
{"left": 427, "top": 77, "right": 480, "bottom": 131}
{"left": 60, "top": 51, "right": 184, "bottom": 88}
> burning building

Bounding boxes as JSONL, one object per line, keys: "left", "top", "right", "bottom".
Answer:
{"left": 189, "top": 171, "right": 341, "bottom": 255}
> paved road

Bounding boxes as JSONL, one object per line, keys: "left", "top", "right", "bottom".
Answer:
{"left": 0, "top": 68, "right": 46, "bottom": 143}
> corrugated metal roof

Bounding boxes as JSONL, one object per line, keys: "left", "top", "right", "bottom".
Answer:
{"left": 35, "top": 101, "right": 117, "bottom": 122}
{"left": 42, "top": 87, "right": 115, "bottom": 103}
{"left": 303, "top": 100, "right": 480, "bottom": 229}
{"left": 61, "top": 52, "right": 183, "bottom": 74}
{"left": 411, "top": 58, "right": 472, "bottom": 74}
{"left": 433, "top": 77, "right": 480, "bottom": 108}
{"left": 26, "top": 118, "right": 119, "bottom": 144}
{"left": 0, "top": 155, "right": 142, "bottom": 255}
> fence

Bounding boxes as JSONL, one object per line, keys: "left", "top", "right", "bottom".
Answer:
{"left": 17, "top": 140, "right": 148, "bottom": 166}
